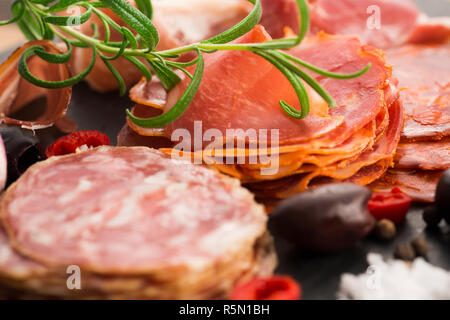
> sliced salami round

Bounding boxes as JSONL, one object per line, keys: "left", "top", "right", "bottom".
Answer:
{"left": 1, "top": 146, "right": 267, "bottom": 275}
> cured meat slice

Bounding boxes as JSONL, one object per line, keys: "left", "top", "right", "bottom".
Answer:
{"left": 308, "top": 0, "right": 420, "bottom": 49}
{"left": 370, "top": 169, "right": 443, "bottom": 203}
{"left": 287, "top": 35, "right": 393, "bottom": 147}
{"left": 1, "top": 147, "right": 267, "bottom": 275}
{"left": 152, "top": 0, "right": 252, "bottom": 46}
{"left": 395, "top": 139, "right": 450, "bottom": 170}
{"left": 69, "top": 0, "right": 251, "bottom": 92}
{"left": 133, "top": 89, "right": 389, "bottom": 181}
{"left": 203, "top": 121, "right": 378, "bottom": 183}
{"left": 0, "top": 41, "right": 71, "bottom": 130}
{"left": 163, "top": 27, "right": 345, "bottom": 149}
{"left": 260, "top": 0, "right": 299, "bottom": 38}
{"left": 386, "top": 43, "right": 450, "bottom": 141}
{"left": 124, "top": 27, "right": 398, "bottom": 202}
{"left": 157, "top": 30, "right": 390, "bottom": 149}
{"left": 247, "top": 98, "right": 403, "bottom": 198}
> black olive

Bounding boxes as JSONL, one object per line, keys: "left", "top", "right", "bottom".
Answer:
{"left": 0, "top": 125, "right": 46, "bottom": 188}
{"left": 269, "top": 183, "right": 375, "bottom": 252}
{"left": 435, "top": 169, "right": 450, "bottom": 224}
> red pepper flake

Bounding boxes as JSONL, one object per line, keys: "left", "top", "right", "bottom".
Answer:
{"left": 46, "top": 131, "right": 110, "bottom": 158}
{"left": 230, "top": 276, "right": 301, "bottom": 300}
{"left": 368, "top": 187, "right": 412, "bottom": 224}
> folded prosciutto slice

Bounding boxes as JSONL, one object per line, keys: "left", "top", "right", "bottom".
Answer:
{"left": 121, "top": 26, "right": 401, "bottom": 210}
{"left": 0, "top": 41, "right": 71, "bottom": 130}
{"left": 0, "top": 146, "right": 275, "bottom": 299}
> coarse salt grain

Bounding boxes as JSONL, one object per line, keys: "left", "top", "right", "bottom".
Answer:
{"left": 338, "top": 253, "right": 450, "bottom": 300}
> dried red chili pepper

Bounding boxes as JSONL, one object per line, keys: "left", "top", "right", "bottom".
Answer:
{"left": 230, "top": 276, "right": 301, "bottom": 300}
{"left": 46, "top": 131, "right": 110, "bottom": 157}
{"left": 368, "top": 187, "right": 412, "bottom": 224}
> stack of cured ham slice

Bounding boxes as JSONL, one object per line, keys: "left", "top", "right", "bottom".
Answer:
{"left": 370, "top": 43, "right": 450, "bottom": 202}
{"left": 304, "top": 0, "right": 450, "bottom": 202}
{"left": 0, "top": 147, "right": 275, "bottom": 299}
{"left": 120, "top": 26, "right": 403, "bottom": 210}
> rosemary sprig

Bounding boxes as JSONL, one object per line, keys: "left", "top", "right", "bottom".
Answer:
{"left": 2, "top": 0, "right": 371, "bottom": 127}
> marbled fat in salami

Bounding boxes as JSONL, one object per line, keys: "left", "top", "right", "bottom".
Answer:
{"left": 1, "top": 147, "right": 267, "bottom": 274}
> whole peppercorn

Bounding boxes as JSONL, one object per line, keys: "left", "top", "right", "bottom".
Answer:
{"left": 394, "top": 243, "right": 416, "bottom": 261}
{"left": 411, "top": 236, "right": 428, "bottom": 257}
{"left": 374, "top": 219, "right": 396, "bottom": 240}
{"left": 422, "top": 206, "right": 443, "bottom": 228}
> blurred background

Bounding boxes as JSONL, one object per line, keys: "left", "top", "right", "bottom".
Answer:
{"left": 0, "top": 0, "right": 449, "bottom": 52}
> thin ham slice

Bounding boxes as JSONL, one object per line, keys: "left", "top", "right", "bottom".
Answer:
{"left": 395, "top": 139, "right": 450, "bottom": 170}
{"left": 158, "top": 30, "right": 391, "bottom": 149}
{"left": 260, "top": 0, "right": 299, "bottom": 38}
{"left": 287, "top": 34, "right": 394, "bottom": 147}
{"left": 370, "top": 169, "right": 443, "bottom": 203}
{"left": 123, "top": 26, "right": 399, "bottom": 201}
{"left": 164, "top": 28, "right": 347, "bottom": 148}
{"left": 386, "top": 43, "right": 450, "bottom": 141}
{"left": 308, "top": 0, "right": 420, "bottom": 49}
{"left": 247, "top": 98, "right": 403, "bottom": 198}
{"left": 0, "top": 41, "right": 71, "bottom": 130}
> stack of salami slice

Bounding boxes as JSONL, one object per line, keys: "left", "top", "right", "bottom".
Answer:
{"left": 120, "top": 26, "right": 403, "bottom": 210}
{"left": 0, "top": 147, "right": 275, "bottom": 299}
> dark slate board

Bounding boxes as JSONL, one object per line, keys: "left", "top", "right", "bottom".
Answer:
{"left": 0, "top": 0, "right": 449, "bottom": 300}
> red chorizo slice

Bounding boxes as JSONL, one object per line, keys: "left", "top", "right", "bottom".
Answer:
{"left": 1, "top": 146, "right": 267, "bottom": 274}
{"left": 386, "top": 43, "right": 450, "bottom": 141}
{"left": 370, "top": 169, "right": 444, "bottom": 203}
{"left": 395, "top": 138, "right": 450, "bottom": 170}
